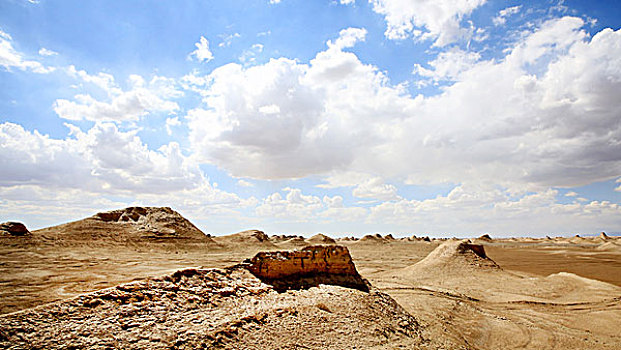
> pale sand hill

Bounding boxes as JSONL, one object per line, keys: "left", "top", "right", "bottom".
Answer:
{"left": 275, "top": 236, "right": 310, "bottom": 249}
{"left": 305, "top": 233, "right": 336, "bottom": 244}
{"left": 213, "top": 229, "right": 277, "bottom": 248}
{"left": 374, "top": 240, "right": 621, "bottom": 349}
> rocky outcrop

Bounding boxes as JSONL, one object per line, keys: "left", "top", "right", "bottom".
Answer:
{"left": 0, "top": 261, "right": 421, "bottom": 349}
{"left": 244, "top": 245, "right": 369, "bottom": 292}
{"left": 31, "top": 207, "right": 215, "bottom": 244}
{"left": 0, "top": 222, "right": 30, "bottom": 236}
{"left": 91, "top": 206, "right": 210, "bottom": 240}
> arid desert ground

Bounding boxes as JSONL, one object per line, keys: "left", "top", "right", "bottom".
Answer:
{"left": 1, "top": 207, "right": 620, "bottom": 349}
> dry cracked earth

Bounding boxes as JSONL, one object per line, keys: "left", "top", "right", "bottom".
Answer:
{"left": 1, "top": 207, "right": 620, "bottom": 349}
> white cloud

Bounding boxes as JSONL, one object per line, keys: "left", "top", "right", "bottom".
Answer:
{"left": 0, "top": 29, "right": 54, "bottom": 73}
{"left": 38, "top": 47, "right": 58, "bottom": 56}
{"left": 369, "top": 0, "right": 487, "bottom": 46}
{"left": 565, "top": 191, "right": 578, "bottom": 197}
{"left": 237, "top": 179, "right": 254, "bottom": 187}
{"left": 366, "top": 184, "right": 621, "bottom": 235}
{"left": 54, "top": 72, "right": 181, "bottom": 122}
{"left": 413, "top": 47, "right": 480, "bottom": 83}
{"left": 239, "top": 43, "right": 264, "bottom": 65}
{"left": 0, "top": 121, "right": 255, "bottom": 229}
{"left": 316, "top": 171, "right": 374, "bottom": 188}
{"left": 187, "top": 18, "right": 621, "bottom": 192}
{"left": 256, "top": 188, "right": 322, "bottom": 219}
{"left": 269, "top": 0, "right": 281, "bottom": 4}
{"left": 218, "top": 33, "right": 240, "bottom": 48}
{"left": 165, "top": 116, "right": 181, "bottom": 135}
{"left": 340, "top": 0, "right": 355, "bottom": 4}
{"left": 493, "top": 5, "right": 522, "bottom": 26}
{"left": 352, "top": 177, "right": 400, "bottom": 201}
{"left": 187, "top": 29, "right": 413, "bottom": 179}
{"left": 189, "top": 36, "right": 214, "bottom": 63}
{"left": 328, "top": 27, "right": 367, "bottom": 50}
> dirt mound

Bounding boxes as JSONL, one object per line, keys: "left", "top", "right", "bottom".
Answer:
{"left": 276, "top": 236, "right": 309, "bottom": 249}
{"left": 215, "top": 229, "right": 276, "bottom": 247}
{"left": 407, "top": 239, "right": 500, "bottom": 272}
{"left": 359, "top": 234, "right": 383, "bottom": 242}
{"left": 0, "top": 264, "right": 423, "bottom": 349}
{"left": 478, "top": 234, "right": 492, "bottom": 241}
{"left": 305, "top": 233, "right": 336, "bottom": 244}
{"left": 245, "top": 245, "right": 368, "bottom": 292}
{"left": 596, "top": 241, "right": 621, "bottom": 252}
{"left": 32, "top": 207, "right": 214, "bottom": 244}
{"left": 0, "top": 222, "right": 30, "bottom": 236}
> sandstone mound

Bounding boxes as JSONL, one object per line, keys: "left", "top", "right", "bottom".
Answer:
{"left": 276, "top": 236, "right": 309, "bottom": 249}
{"left": 245, "top": 245, "right": 368, "bottom": 292}
{"left": 596, "top": 241, "right": 621, "bottom": 252}
{"left": 600, "top": 232, "right": 609, "bottom": 240}
{"left": 359, "top": 234, "right": 383, "bottom": 242}
{"left": 478, "top": 234, "right": 492, "bottom": 241}
{"left": 0, "top": 222, "right": 30, "bottom": 236}
{"left": 0, "top": 257, "right": 423, "bottom": 349}
{"left": 305, "top": 233, "right": 336, "bottom": 245}
{"left": 404, "top": 240, "right": 500, "bottom": 274}
{"left": 33, "top": 207, "right": 215, "bottom": 244}
{"left": 215, "top": 229, "right": 276, "bottom": 247}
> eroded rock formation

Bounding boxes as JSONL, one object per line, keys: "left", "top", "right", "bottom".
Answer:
{"left": 244, "top": 245, "right": 369, "bottom": 292}
{"left": 0, "top": 222, "right": 30, "bottom": 236}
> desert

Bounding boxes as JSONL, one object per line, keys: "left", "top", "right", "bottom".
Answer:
{"left": 1, "top": 207, "right": 619, "bottom": 349}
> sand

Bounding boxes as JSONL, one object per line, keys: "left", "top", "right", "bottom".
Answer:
{"left": 1, "top": 208, "right": 620, "bottom": 349}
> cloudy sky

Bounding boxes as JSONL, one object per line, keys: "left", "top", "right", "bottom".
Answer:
{"left": 1, "top": 0, "right": 620, "bottom": 237}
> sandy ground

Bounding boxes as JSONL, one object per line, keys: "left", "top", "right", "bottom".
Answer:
{"left": 1, "top": 230, "right": 621, "bottom": 349}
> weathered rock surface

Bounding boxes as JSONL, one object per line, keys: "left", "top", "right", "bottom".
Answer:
{"left": 245, "top": 245, "right": 369, "bottom": 292}
{"left": 0, "top": 262, "right": 422, "bottom": 349}
{"left": 32, "top": 207, "right": 215, "bottom": 244}
{"left": 0, "top": 222, "right": 30, "bottom": 236}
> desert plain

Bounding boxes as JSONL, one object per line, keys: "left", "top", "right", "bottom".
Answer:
{"left": 1, "top": 206, "right": 620, "bottom": 349}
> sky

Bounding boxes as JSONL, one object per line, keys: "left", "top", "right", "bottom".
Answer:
{"left": 1, "top": 0, "right": 621, "bottom": 237}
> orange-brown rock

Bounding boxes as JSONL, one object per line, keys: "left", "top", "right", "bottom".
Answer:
{"left": 244, "top": 245, "right": 368, "bottom": 291}
{"left": 0, "top": 222, "right": 30, "bottom": 236}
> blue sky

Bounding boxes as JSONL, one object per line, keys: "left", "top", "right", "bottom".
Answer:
{"left": 1, "top": 0, "right": 620, "bottom": 237}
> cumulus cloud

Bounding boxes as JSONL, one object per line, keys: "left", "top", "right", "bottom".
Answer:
{"left": 364, "top": 183, "right": 621, "bottom": 235}
{"left": 352, "top": 177, "right": 400, "bottom": 201}
{"left": 186, "top": 28, "right": 413, "bottom": 179}
{"left": 186, "top": 18, "right": 621, "bottom": 193}
{"left": 369, "top": 0, "right": 487, "bottom": 46}
{"left": 54, "top": 71, "right": 181, "bottom": 122}
{"left": 413, "top": 47, "right": 480, "bottom": 83}
{"left": 0, "top": 121, "right": 255, "bottom": 228}
{"left": 38, "top": 47, "right": 58, "bottom": 56}
{"left": 0, "top": 29, "right": 54, "bottom": 73}
{"left": 328, "top": 27, "right": 367, "bottom": 50}
{"left": 189, "top": 36, "right": 214, "bottom": 63}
